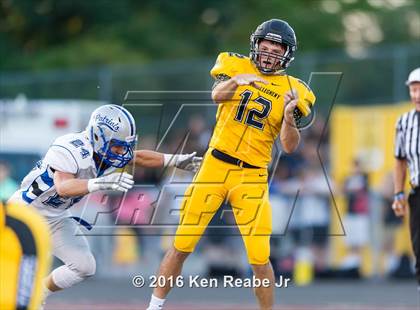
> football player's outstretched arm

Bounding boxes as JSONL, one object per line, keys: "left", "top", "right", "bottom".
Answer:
{"left": 54, "top": 170, "right": 134, "bottom": 197}
{"left": 133, "top": 150, "right": 202, "bottom": 173}
{"left": 211, "top": 74, "right": 269, "bottom": 104}
{"left": 54, "top": 171, "right": 89, "bottom": 197}
{"left": 280, "top": 90, "right": 300, "bottom": 153}
{"left": 133, "top": 150, "right": 164, "bottom": 168}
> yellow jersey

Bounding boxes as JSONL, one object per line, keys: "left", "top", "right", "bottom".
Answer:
{"left": 0, "top": 202, "right": 51, "bottom": 310}
{"left": 209, "top": 52, "right": 316, "bottom": 168}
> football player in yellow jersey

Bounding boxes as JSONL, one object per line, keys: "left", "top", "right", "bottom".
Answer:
{"left": 0, "top": 202, "right": 51, "bottom": 310}
{"left": 148, "top": 19, "right": 316, "bottom": 310}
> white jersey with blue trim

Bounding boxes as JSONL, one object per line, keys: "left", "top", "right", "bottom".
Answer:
{"left": 15, "top": 131, "right": 115, "bottom": 218}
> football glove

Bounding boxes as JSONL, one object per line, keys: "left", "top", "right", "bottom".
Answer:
{"left": 87, "top": 172, "right": 134, "bottom": 193}
{"left": 164, "top": 152, "right": 203, "bottom": 173}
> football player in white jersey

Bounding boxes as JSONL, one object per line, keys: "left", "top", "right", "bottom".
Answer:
{"left": 8, "top": 104, "right": 202, "bottom": 309}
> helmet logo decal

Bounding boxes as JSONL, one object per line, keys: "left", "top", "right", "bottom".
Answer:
{"left": 95, "top": 114, "right": 120, "bottom": 132}
{"left": 266, "top": 33, "right": 282, "bottom": 40}
{"left": 87, "top": 105, "right": 136, "bottom": 168}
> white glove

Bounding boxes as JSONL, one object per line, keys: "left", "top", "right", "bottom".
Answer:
{"left": 163, "top": 152, "right": 203, "bottom": 173}
{"left": 87, "top": 172, "right": 134, "bottom": 193}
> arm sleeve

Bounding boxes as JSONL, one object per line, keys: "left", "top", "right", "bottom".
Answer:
{"left": 394, "top": 116, "right": 406, "bottom": 159}
{"left": 210, "top": 52, "right": 232, "bottom": 81}
{"left": 211, "top": 73, "right": 231, "bottom": 89}
{"left": 43, "top": 145, "right": 79, "bottom": 174}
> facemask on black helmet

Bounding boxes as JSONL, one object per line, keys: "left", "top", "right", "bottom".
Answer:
{"left": 250, "top": 19, "right": 297, "bottom": 74}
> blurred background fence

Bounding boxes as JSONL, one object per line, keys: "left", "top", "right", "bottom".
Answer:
{"left": 1, "top": 43, "right": 419, "bottom": 106}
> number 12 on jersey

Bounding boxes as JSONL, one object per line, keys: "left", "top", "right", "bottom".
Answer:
{"left": 234, "top": 90, "right": 272, "bottom": 130}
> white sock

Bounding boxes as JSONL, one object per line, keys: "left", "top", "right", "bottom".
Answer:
{"left": 147, "top": 294, "right": 166, "bottom": 310}
{"left": 43, "top": 284, "right": 53, "bottom": 298}
{"left": 40, "top": 283, "right": 53, "bottom": 307}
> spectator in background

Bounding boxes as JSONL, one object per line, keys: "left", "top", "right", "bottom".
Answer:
{"left": 288, "top": 142, "right": 331, "bottom": 275}
{"left": 188, "top": 115, "right": 211, "bottom": 155}
{"left": 0, "top": 161, "right": 19, "bottom": 202}
{"left": 341, "top": 159, "right": 370, "bottom": 276}
{"left": 298, "top": 161, "right": 331, "bottom": 273}
{"left": 269, "top": 159, "right": 299, "bottom": 277}
{"left": 269, "top": 120, "right": 331, "bottom": 277}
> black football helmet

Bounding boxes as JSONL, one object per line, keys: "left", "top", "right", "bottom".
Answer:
{"left": 250, "top": 19, "right": 297, "bottom": 74}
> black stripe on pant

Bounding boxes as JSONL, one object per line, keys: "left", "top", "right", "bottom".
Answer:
{"left": 409, "top": 187, "right": 420, "bottom": 284}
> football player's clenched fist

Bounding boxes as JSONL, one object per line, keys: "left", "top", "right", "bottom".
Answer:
{"left": 284, "top": 89, "right": 299, "bottom": 122}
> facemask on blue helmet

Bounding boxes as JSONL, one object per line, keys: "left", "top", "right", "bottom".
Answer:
{"left": 87, "top": 105, "right": 137, "bottom": 169}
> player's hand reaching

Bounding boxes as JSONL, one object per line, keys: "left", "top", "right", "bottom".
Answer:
{"left": 392, "top": 192, "right": 407, "bottom": 217}
{"left": 164, "top": 152, "right": 202, "bottom": 173}
{"left": 87, "top": 172, "right": 134, "bottom": 193}
{"left": 232, "top": 74, "right": 269, "bottom": 88}
{"left": 174, "top": 152, "right": 203, "bottom": 173}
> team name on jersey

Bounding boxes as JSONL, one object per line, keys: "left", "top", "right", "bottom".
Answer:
{"left": 258, "top": 87, "right": 281, "bottom": 100}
